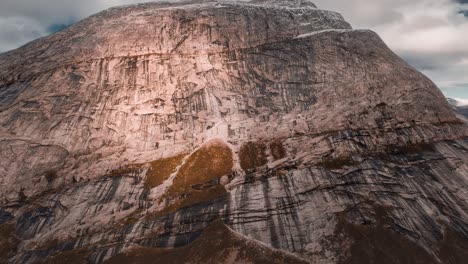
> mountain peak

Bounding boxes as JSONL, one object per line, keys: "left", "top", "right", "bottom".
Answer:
{"left": 107, "top": 0, "right": 317, "bottom": 10}
{"left": 1, "top": 2, "right": 467, "bottom": 264}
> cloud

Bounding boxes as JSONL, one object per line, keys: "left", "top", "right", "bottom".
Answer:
{"left": 0, "top": 16, "right": 46, "bottom": 52}
{"left": 314, "top": 0, "right": 468, "bottom": 98}
{"left": 0, "top": 0, "right": 467, "bottom": 98}
{"left": 0, "top": 0, "right": 144, "bottom": 52}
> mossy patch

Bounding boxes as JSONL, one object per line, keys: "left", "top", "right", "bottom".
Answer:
{"left": 317, "top": 142, "right": 437, "bottom": 170}
{"left": 0, "top": 223, "right": 19, "bottom": 261}
{"left": 335, "top": 204, "right": 437, "bottom": 264}
{"left": 437, "top": 229, "right": 468, "bottom": 264}
{"left": 36, "top": 238, "right": 62, "bottom": 251}
{"left": 177, "top": 140, "right": 233, "bottom": 184}
{"left": 34, "top": 248, "right": 90, "bottom": 264}
{"left": 386, "top": 142, "right": 435, "bottom": 155}
{"left": 239, "top": 141, "right": 267, "bottom": 171}
{"left": 158, "top": 139, "right": 233, "bottom": 215}
{"left": 145, "top": 154, "right": 186, "bottom": 189}
{"left": 269, "top": 140, "right": 287, "bottom": 160}
{"left": 318, "top": 156, "right": 357, "bottom": 170}
{"left": 108, "top": 164, "right": 142, "bottom": 177}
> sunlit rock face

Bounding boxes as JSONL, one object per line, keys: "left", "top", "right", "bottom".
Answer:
{"left": 1, "top": 0, "right": 467, "bottom": 263}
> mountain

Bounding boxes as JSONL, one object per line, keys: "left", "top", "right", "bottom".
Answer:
{"left": 448, "top": 98, "right": 468, "bottom": 119}
{"left": 1, "top": 1, "right": 467, "bottom": 263}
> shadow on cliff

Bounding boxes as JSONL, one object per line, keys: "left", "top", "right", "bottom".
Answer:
{"left": 104, "top": 219, "right": 308, "bottom": 264}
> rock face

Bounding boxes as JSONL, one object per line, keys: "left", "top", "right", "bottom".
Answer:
{"left": 0, "top": 0, "right": 467, "bottom": 263}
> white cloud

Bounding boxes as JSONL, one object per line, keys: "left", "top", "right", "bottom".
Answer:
{"left": 0, "top": 16, "right": 46, "bottom": 52}
{"left": 0, "top": 0, "right": 146, "bottom": 52}
{"left": 453, "top": 98, "right": 468, "bottom": 106}
{"left": 314, "top": 0, "right": 468, "bottom": 98}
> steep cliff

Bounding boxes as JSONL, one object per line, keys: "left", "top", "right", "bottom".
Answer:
{"left": 1, "top": 1, "right": 467, "bottom": 263}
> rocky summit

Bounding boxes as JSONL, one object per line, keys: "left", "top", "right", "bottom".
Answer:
{"left": 1, "top": 0, "right": 468, "bottom": 263}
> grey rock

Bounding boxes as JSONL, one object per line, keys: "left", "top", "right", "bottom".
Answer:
{"left": 0, "top": 1, "right": 467, "bottom": 263}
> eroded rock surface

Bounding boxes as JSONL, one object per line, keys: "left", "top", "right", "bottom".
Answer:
{"left": 0, "top": 0, "right": 467, "bottom": 263}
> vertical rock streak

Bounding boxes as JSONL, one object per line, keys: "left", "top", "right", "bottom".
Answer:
{"left": 0, "top": 1, "right": 467, "bottom": 263}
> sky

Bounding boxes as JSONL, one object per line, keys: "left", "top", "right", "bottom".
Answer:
{"left": 0, "top": 0, "right": 467, "bottom": 99}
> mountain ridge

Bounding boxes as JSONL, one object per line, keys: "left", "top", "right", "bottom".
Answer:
{"left": 0, "top": 1, "right": 467, "bottom": 263}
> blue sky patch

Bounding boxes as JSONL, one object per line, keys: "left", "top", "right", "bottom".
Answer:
{"left": 440, "top": 86, "right": 468, "bottom": 99}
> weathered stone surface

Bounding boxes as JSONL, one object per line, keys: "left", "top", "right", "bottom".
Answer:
{"left": 104, "top": 219, "right": 309, "bottom": 264}
{"left": 0, "top": 0, "right": 467, "bottom": 263}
